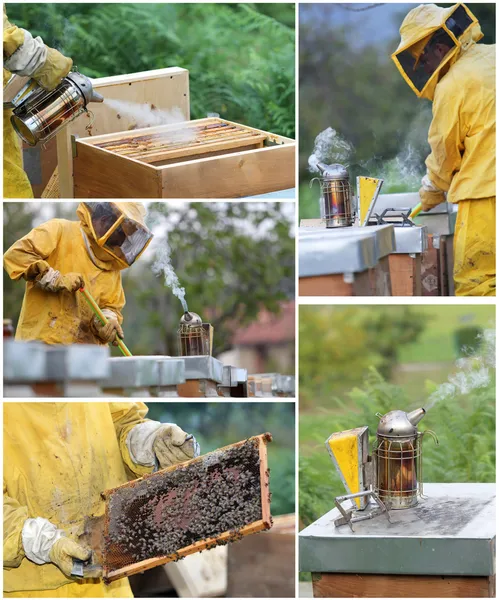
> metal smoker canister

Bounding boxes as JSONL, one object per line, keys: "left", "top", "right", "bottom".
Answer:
{"left": 10, "top": 72, "right": 104, "bottom": 146}
{"left": 373, "top": 408, "right": 437, "bottom": 509}
{"left": 178, "top": 312, "right": 211, "bottom": 357}
{"left": 311, "top": 162, "right": 354, "bottom": 228}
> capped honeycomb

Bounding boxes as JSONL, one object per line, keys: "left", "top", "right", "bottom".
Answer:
{"left": 102, "top": 433, "right": 272, "bottom": 582}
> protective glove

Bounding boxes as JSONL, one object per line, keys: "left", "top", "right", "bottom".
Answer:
{"left": 32, "top": 47, "right": 73, "bottom": 91}
{"left": 21, "top": 517, "right": 92, "bottom": 578}
{"left": 49, "top": 537, "right": 92, "bottom": 578}
{"left": 34, "top": 263, "right": 83, "bottom": 293}
{"left": 153, "top": 424, "right": 201, "bottom": 468}
{"left": 91, "top": 309, "right": 124, "bottom": 346}
{"left": 3, "top": 24, "right": 72, "bottom": 91}
{"left": 419, "top": 187, "right": 446, "bottom": 212}
{"left": 419, "top": 173, "right": 446, "bottom": 212}
{"left": 126, "top": 421, "right": 200, "bottom": 469}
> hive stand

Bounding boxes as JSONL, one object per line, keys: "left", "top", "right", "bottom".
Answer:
{"left": 299, "top": 483, "right": 495, "bottom": 598}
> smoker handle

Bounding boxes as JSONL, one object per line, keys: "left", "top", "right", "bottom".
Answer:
{"left": 421, "top": 429, "right": 439, "bottom": 446}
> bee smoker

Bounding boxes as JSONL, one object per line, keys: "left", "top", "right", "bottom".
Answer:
{"left": 177, "top": 312, "right": 213, "bottom": 357}
{"left": 4, "top": 71, "right": 104, "bottom": 146}
{"left": 326, "top": 408, "right": 438, "bottom": 530}
{"left": 310, "top": 162, "right": 354, "bottom": 228}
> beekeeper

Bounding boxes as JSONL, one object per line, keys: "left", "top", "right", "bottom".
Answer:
{"left": 3, "top": 202, "right": 153, "bottom": 345}
{"left": 4, "top": 402, "right": 200, "bottom": 597}
{"left": 392, "top": 3, "right": 495, "bottom": 296}
{"left": 3, "top": 6, "right": 73, "bottom": 198}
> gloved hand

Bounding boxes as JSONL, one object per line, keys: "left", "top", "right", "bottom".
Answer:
{"left": 34, "top": 263, "right": 83, "bottom": 293}
{"left": 153, "top": 424, "right": 201, "bottom": 468}
{"left": 91, "top": 310, "right": 124, "bottom": 346}
{"left": 21, "top": 517, "right": 93, "bottom": 579}
{"left": 419, "top": 187, "right": 446, "bottom": 212}
{"left": 49, "top": 537, "right": 92, "bottom": 578}
{"left": 32, "top": 47, "right": 73, "bottom": 91}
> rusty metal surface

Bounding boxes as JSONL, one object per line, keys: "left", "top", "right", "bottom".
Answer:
{"left": 299, "top": 483, "right": 495, "bottom": 576}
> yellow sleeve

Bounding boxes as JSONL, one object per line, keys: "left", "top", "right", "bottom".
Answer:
{"left": 3, "top": 481, "right": 28, "bottom": 569}
{"left": 110, "top": 402, "right": 154, "bottom": 478}
{"left": 3, "top": 219, "right": 63, "bottom": 281}
{"left": 3, "top": 6, "right": 72, "bottom": 91}
{"left": 425, "top": 78, "right": 466, "bottom": 192}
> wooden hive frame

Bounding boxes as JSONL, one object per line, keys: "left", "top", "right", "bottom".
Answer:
{"left": 101, "top": 433, "right": 272, "bottom": 583}
{"left": 72, "top": 117, "right": 295, "bottom": 198}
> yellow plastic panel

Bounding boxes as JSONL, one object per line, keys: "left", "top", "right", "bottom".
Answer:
{"left": 358, "top": 176, "right": 383, "bottom": 226}
{"left": 327, "top": 429, "right": 361, "bottom": 508}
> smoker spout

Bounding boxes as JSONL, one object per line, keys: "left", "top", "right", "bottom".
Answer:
{"left": 407, "top": 408, "right": 425, "bottom": 427}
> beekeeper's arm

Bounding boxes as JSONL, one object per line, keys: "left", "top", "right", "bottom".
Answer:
{"left": 111, "top": 402, "right": 200, "bottom": 479}
{"left": 421, "top": 77, "right": 466, "bottom": 210}
{"left": 4, "top": 482, "right": 90, "bottom": 576}
{"left": 3, "top": 6, "right": 72, "bottom": 91}
{"left": 3, "top": 220, "right": 83, "bottom": 293}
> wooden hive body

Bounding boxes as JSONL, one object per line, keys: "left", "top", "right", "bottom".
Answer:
{"left": 73, "top": 118, "right": 295, "bottom": 198}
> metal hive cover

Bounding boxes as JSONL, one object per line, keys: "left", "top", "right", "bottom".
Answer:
{"left": 102, "top": 433, "right": 272, "bottom": 582}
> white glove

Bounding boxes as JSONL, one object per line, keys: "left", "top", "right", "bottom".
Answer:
{"left": 126, "top": 421, "right": 200, "bottom": 469}
{"left": 22, "top": 517, "right": 64, "bottom": 565}
{"left": 4, "top": 30, "right": 48, "bottom": 77}
{"left": 421, "top": 173, "right": 443, "bottom": 193}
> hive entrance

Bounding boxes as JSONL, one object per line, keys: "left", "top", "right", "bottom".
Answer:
{"left": 94, "top": 118, "right": 268, "bottom": 167}
{"left": 102, "top": 433, "right": 272, "bottom": 582}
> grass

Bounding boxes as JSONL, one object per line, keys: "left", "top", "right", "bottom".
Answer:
{"left": 398, "top": 306, "right": 494, "bottom": 363}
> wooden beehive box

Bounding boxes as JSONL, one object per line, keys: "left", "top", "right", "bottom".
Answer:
{"left": 101, "top": 433, "right": 272, "bottom": 582}
{"left": 72, "top": 117, "right": 295, "bottom": 198}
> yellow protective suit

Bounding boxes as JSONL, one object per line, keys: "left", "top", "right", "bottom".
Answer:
{"left": 3, "top": 202, "right": 152, "bottom": 344}
{"left": 3, "top": 6, "right": 73, "bottom": 198}
{"left": 4, "top": 402, "right": 155, "bottom": 597}
{"left": 393, "top": 4, "right": 496, "bottom": 296}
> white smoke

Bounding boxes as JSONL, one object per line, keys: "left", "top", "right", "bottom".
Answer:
{"left": 424, "top": 329, "right": 495, "bottom": 411}
{"left": 308, "top": 127, "right": 354, "bottom": 173}
{"left": 105, "top": 99, "right": 196, "bottom": 143}
{"left": 152, "top": 245, "right": 188, "bottom": 313}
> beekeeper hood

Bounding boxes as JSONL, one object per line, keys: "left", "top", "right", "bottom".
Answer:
{"left": 392, "top": 3, "right": 483, "bottom": 100}
{"left": 77, "top": 202, "right": 153, "bottom": 270}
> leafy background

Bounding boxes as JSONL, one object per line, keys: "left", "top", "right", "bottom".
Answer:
{"left": 7, "top": 3, "right": 295, "bottom": 137}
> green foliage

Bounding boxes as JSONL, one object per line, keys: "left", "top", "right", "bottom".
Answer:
{"left": 145, "top": 402, "right": 295, "bottom": 516}
{"left": 299, "top": 368, "right": 496, "bottom": 528}
{"left": 299, "top": 306, "right": 424, "bottom": 409}
{"left": 7, "top": 3, "right": 295, "bottom": 137}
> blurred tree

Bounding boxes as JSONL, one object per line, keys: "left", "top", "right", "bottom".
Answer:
{"left": 3, "top": 203, "right": 39, "bottom": 323}
{"left": 299, "top": 306, "right": 425, "bottom": 408}
{"left": 126, "top": 202, "right": 295, "bottom": 356}
{"left": 7, "top": 3, "right": 295, "bottom": 137}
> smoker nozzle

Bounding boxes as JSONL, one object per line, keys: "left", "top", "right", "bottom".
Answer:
{"left": 183, "top": 311, "right": 192, "bottom": 322}
{"left": 407, "top": 408, "right": 426, "bottom": 427}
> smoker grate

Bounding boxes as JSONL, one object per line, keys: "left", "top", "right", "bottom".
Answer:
{"left": 94, "top": 118, "right": 268, "bottom": 165}
{"left": 178, "top": 323, "right": 211, "bottom": 357}
{"left": 102, "top": 433, "right": 272, "bottom": 582}
{"left": 373, "top": 435, "right": 422, "bottom": 509}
